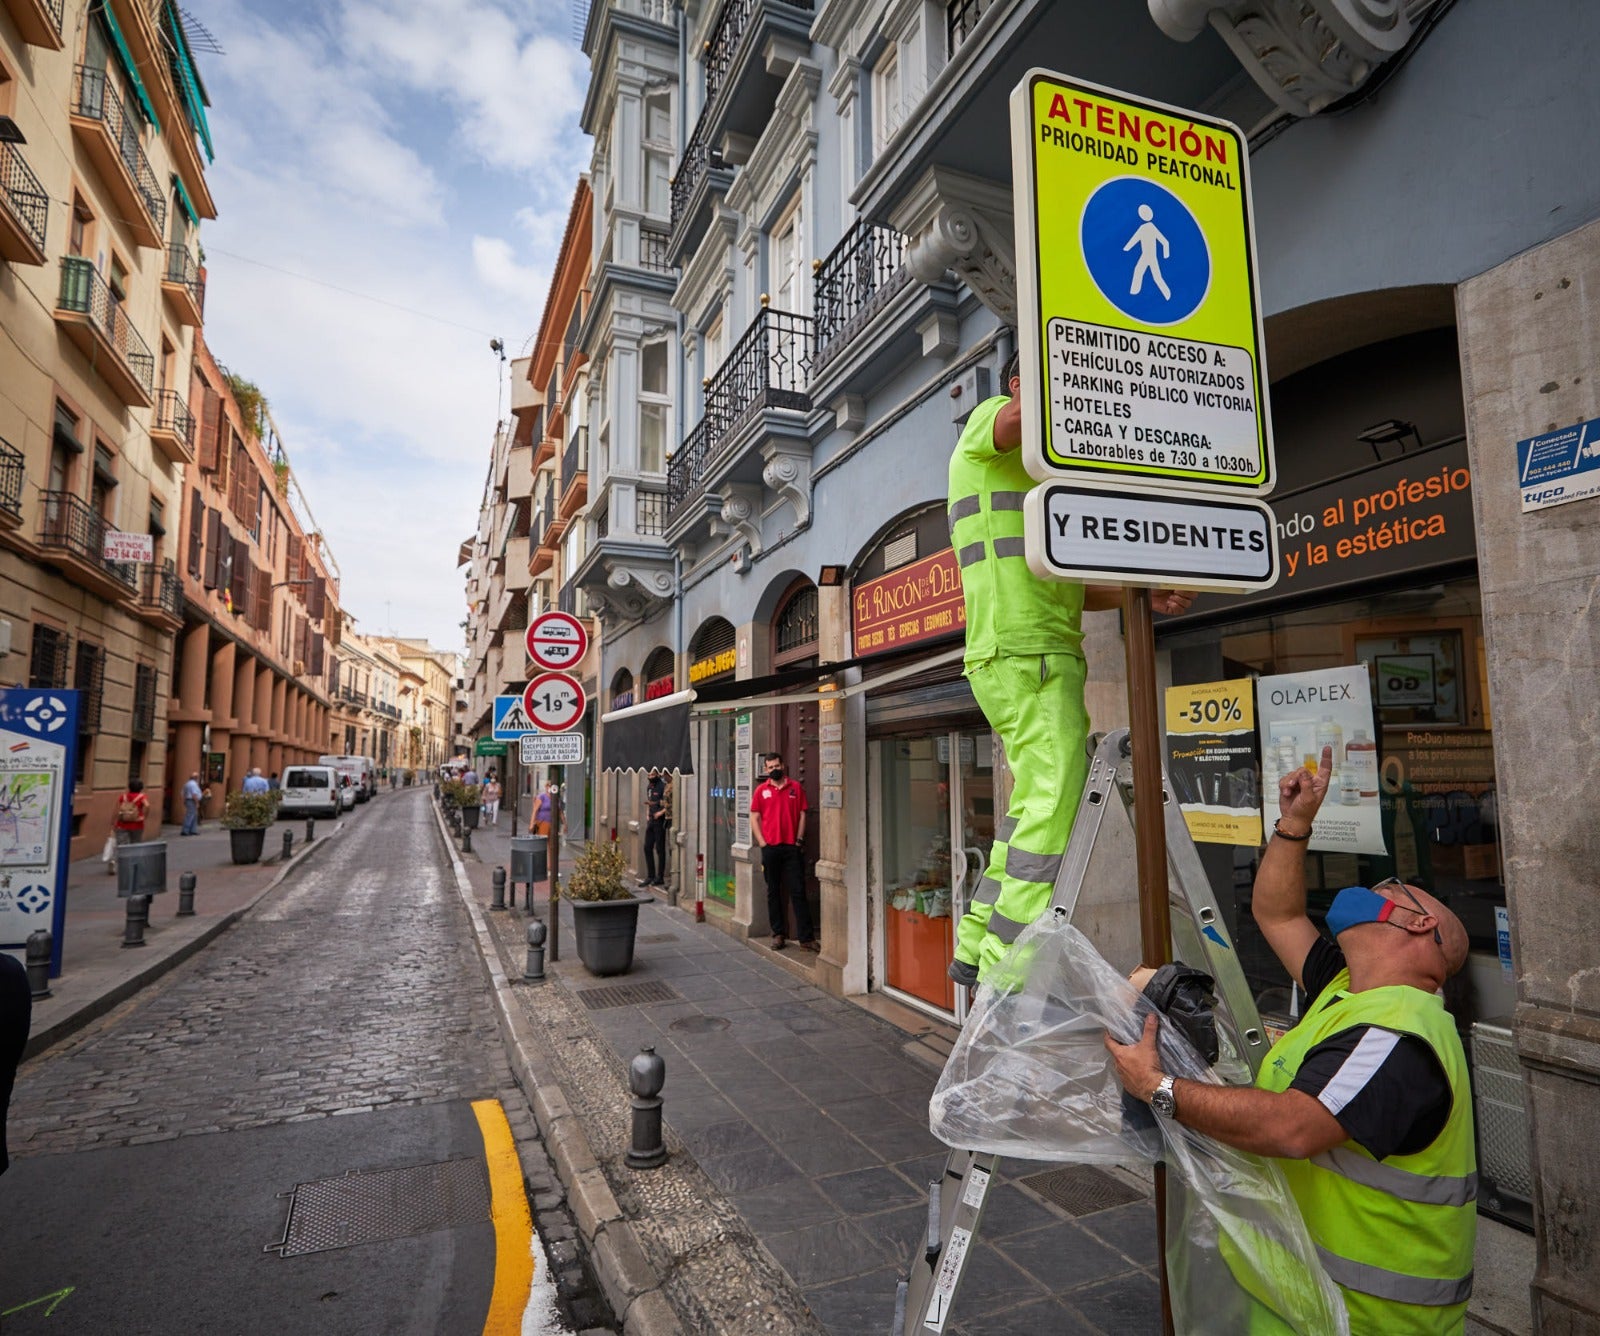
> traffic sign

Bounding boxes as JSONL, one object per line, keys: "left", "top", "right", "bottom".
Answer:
{"left": 522, "top": 671, "right": 586, "bottom": 732}
{"left": 1023, "top": 478, "right": 1279, "bottom": 593}
{"left": 520, "top": 732, "right": 586, "bottom": 765}
{"left": 492, "top": 694, "right": 540, "bottom": 739}
{"left": 525, "top": 611, "right": 588, "bottom": 672}
{"left": 1012, "top": 71, "right": 1274, "bottom": 495}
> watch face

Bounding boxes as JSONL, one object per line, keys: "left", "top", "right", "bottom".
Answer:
{"left": 1151, "top": 1081, "right": 1175, "bottom": 1117}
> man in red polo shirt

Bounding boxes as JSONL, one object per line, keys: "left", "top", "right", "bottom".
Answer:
{"left": 749, "top": 752, "right": 816, "bottom": 952}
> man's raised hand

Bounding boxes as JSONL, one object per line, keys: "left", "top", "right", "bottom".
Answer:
{"left": 1279, "top": 745, "right": 1334, "bottom": 824}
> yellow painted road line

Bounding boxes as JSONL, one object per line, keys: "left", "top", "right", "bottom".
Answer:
{"left": 472, "top": 1098, "right": 534, "bottom": 1335}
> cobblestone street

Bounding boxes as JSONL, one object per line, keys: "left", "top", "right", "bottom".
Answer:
{"left": 2, "top": 790, "right": 612, "bottom": 1335}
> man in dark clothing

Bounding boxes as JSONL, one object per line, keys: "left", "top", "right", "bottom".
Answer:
{"left": 642, "top": 768, "right": 669, "bottom": 888}
{"left": 1, "top": 952, "right": 30, "bottom": 1175}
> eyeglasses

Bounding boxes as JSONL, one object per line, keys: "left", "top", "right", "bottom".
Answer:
{"left": 1370, "top": 876, "right": 1443, "bottom": 947}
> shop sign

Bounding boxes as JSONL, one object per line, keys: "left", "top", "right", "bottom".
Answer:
{"left": 852, "top": 548, "right": 965, "bottom": 657}
{"left": 475, "top": 738, "right": 508, "bottom": 757}
{"left": 689, "top": 648, "right": 736, "bottom": 683}
{"left": 1161, "top": 439, "right": 1476, "bottom": 624}
{"left": 1012, "top": 71, "right": 1273, "bottom": 494}
{"left": 1517, "top": 415, "right": 1600, "bottom": 513}
{"left": 611, "top": 691, "right": 635, "bottom": 711}
{"left": 1164, "top": 677, "right": 1260, "bottom": 846}
{"left": 645, "top": 676, "right": 676, "bottom": 701}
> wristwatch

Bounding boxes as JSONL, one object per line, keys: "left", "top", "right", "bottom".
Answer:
{"left": 1149, "top": 1074, "right": 1177, "bottom": 1118}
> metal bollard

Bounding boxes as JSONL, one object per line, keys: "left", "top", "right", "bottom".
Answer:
{"left": 305, "top": 817, "right": 315, "bottom": 844}
{"left": 461, "top": 826, "right": 472, "bottom": 854}
{"left": 282, "top": 829, "right": 294, "bottom": 861}
{"left": 25, "top": 929, "right": 51, "bottom": 999}
{"left": 177, "top": 871, "right": 197, "bottom": 917}
{"left": 491, "top": 866, "right": 507, "bottom": 911}
{"left": 523, "top": 920, "right": 547, "bottom": 981}
{"left": 626, "top": 1045, "right": 668, "bottom": 1169}
{"left": 121, "top": 894, "right": 150, "bottom": 948}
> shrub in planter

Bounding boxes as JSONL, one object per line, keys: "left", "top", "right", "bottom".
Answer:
{"left": 566, "top": 841, "right": 651, "bottom": 976}
{"left": 455, "top": 780, "right": 483, "bottom": 828}
{"left": 221, "top": 790, "right": 276, "bottom": 865}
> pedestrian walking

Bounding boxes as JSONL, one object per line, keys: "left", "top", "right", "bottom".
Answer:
{"left": 749, "top": 753, "right": 816, "bottom": 952}
{"left": 268, "top": 772, "right": 280, "bottom": 792}
{"left": 530, "top": 782, "right": 554, "bottom": 837}
{"left": 181, "top": 771, "right": 203, "bottom": 836}
{"left": 482, "top": 774, "right": 502, "bottom": 827}
{"left": 109, "top": 777, "right": 149, "bottom": 875}
{"left": 242, "top": 768, "right": 270, "bottom": 795}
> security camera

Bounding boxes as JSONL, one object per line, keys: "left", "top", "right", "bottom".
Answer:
{"left": 489, "top": 337, "right": 505, "bottom": 355}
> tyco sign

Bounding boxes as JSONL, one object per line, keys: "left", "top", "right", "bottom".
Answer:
{"left": 1012, "top": 71, "right": 1273, "bottom": 495}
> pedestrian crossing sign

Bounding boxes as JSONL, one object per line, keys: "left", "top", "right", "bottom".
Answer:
{"left": 492, "top": 695, "right": 539, "bottom": 739}
{"left": 1011, "top": 70, "right": 1275, "bottom": 496}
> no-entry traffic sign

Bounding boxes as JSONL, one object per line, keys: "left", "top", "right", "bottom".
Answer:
{"left": 522, "top": 671, "right": 586, "bottom": 732}
{"left": 525, "top": 611, "right": 588, "bottom": 672}
{"left": 1012, "top": 71, "right": 1274, "bottom": 495}
{"left": 1024, "top": 478, "right": 1279, "bottom": 593}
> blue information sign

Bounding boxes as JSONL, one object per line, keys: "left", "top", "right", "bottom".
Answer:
{"left": 0, "top": 688, "right": 81, "bottom": 976}
{"left": 1080, "top": 177, "right": 1211, "bottom": 326}
{"left": 1516, "top": 415, "right": 1600, "bottom": 513}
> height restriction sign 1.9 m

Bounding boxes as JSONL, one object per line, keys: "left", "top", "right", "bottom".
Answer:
{"left": 1012, "top": 71, "right": 1274, "bottom": 495}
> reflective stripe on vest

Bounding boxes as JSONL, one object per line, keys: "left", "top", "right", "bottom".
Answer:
{"left": 1006, "top": 844, "right": 1062, "bottom": 884}
{"left": 997, "top": 814, "right": 1017, "bottom": 842}
{"left": 970, "top": 876, "right": 1001, "bottom": 907}
{"left": 947, "top": 494, "right": 982, "bottom": 526}
{"left": 1315, "top": 1247, "right": 1474, "bottom": 1308}
{"left": 1309, "top": 1147, "right": 1478, "bottom": 1209}
{"left": 990, "top": 490, "right": 1027, "bottom": 511}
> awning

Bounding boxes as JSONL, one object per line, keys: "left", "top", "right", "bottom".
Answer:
{"left": 600, "top": 690, "right": 695, "bottom": 775}
{"left": 171, "top": 172, "right": 199, "bottom": 226}
{"left": 95, "top": 1, "right": 161, "bottom": 131}
{"left": 166, "top": 6, "right": 215, "bottom": 163}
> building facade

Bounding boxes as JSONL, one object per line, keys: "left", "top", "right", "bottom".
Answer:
{"left": 1, "top": 0, "right": 217, "bottom": 852}
{"left": 564, "top": 2, "right": 1600, "bottom": 1315}
{"left": 384, "top": 638, "right": 457, "bottom": 774}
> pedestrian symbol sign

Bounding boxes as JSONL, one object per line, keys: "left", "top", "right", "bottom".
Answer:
{"left": 1012, "top": 71, "right": 1274, "bottom": 495}
{"left": 492, "top": 694, "right": 540, "bottom": 739}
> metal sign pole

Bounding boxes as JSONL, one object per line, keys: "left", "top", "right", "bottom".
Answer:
{"left": 1123, "top": 583, "right": 1175, "bottom": 1336}
{"left": 548, "top": 765, "right": 562, "bottom": 964}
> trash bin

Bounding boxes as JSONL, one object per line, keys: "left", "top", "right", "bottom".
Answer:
{"left": 116, "top": 841, "right": 168, "bottom": 898}
{"left": 511, "top": 835, "right": 548, "bottom": 886}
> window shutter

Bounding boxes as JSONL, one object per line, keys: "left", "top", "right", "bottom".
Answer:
{"left": 199, "top": 388, "right": 222, "bottom": 471}
{"left": 255, "top": 567, "right": 273, "bottom": 630}
{"left": 309, "top": 631, "right": 325, "bottom": 677}
{"left": 203, "top": 507, "right": 221, "bottom": 587}
{"left": 308, "top": 573, "right": 326, "bottom": 620}
{"left": 231, "top": 539, "right": 250, "bottom": 611}
{"left": 74, "top": 642, "right": 105, "bottom": 731}
{"left": 187, "top": 487, "right": 204, "bottom": 577}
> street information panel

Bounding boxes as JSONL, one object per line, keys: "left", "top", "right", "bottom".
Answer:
{"left": 521, "top": 732, "right": 586, "bottom": 765}
{"left": 1012, "top": 71, "right": 1274, "bottom": 495}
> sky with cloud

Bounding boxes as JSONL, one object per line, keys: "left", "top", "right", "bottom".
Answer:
{"left": 194, "top": 0, "right": 591, "bottom": 655}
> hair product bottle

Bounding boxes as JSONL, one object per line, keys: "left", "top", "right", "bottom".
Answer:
{"left": 1345, "top": 729, "right": 1379, "bottom": 800}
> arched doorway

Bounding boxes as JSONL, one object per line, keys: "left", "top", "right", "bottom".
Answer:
{"left": 642, "top": 646, "right": 676, "bottom": 700}
{"left": 770, "top": 581, "right": 821, "bottom": 940}
{"left": 689, "top": 617, "right": 738, "bottom": 906}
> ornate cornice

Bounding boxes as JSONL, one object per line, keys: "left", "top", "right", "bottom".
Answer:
{"left": 892, "top": 166, "right": 1016, "bottom": 324}
{"left": 1149, "top": 0, "right": 1417, "bottom": 117}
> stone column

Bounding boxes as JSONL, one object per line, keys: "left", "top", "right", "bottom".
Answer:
{"left": 170, "top": 623, "right": 209, "bottom": 822}
{"left": 177, "top": 622, "right": 208, "bottom": 713}
{"left": 1457, "top": 215, "right": 1600, "bottom": 1333}
{"left": 268, "top": 674, "right": 286, "bottom": 774}
{"left": 207, "top": 639, "right": 237, "bottom": 814}
{"left": 813, "top": 584, "right": 851, "bottom": 996}
{"left": 251, "top": 662, "right": 272, "bottom": 773}
{"left": 230, "top": 652, "right": 254, "bottom": 789}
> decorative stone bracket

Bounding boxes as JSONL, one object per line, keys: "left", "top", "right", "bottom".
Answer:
{"left": 588, "top": 561, "right": 675, "bottom": 622}
{"left": 710, "top": 483, "right": 764, "bottom": 561}
{"left": 893, "top": 167, "right": 1017, "bottom": 324}
{"left": 761, "top": 439, "right": 812, "bottom": 531}
{"left": 1149, "top": 0, "right": 1418, "bottom": 117}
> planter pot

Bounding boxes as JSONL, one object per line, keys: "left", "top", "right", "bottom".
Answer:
{"left": 569, "top": 894, "right": 654, "bottom": 976}
{"left": 461, "top": 806, "right": 481, "bottom": 829}
{"left": 229, "top": 827, "right": 268, "bottom": 865}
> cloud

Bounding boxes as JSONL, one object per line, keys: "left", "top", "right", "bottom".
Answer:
{"left": 472, "top": 236, "right": 552, "bottom": 306}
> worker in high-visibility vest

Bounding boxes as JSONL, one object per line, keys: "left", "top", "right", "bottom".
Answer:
{"left": 1107, "top": 749, "right": 1477, "bottom": 1334}
{"left": 947, "top": 353, "right": 1192, "bottom": 986}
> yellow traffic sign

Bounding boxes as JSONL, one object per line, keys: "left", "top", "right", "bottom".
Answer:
{"left": 1012, "top": 71, "right": 1274, "bottom": 495}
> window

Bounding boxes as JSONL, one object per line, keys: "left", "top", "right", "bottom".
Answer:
{"left": 149, "top": 494, "right": 165, "bottom": 543}
{"left": 645, "top": 91, "right": 671, "bottom": 142}
{"left": 771, "top": 194, "right": 805, "bottom": 313}
{"left": 872, "top": 43, "right": 903, "bottom": 156}
{"left": 51, "top": 402, "right": 82, "bottom": 494}
{"left": 91, "top": 443, "right": 117, "bottom": 521}
{"left": 702, "top": 311, "right": 725, "bottom": 385}
{"left": 639, "top": 337, "right": 669, "bottom": 474}
{"left": 132, "top": 664, "right": 157, "bottom": 741}
{"left": 69, "top": 193, "right": 92, "bottom": 258}
{"left": 29, "top": 624, "right": 69, "bottom": 689}
{"left": 74, "top": 641, "right": 105, "bottom": 784}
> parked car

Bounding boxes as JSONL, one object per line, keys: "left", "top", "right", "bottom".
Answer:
{"left": 319, "top": 755, "right": 371, "bottom": 802}
{"left": 278, "top": 765, "right": 341, "bottom": 819}
{"left": 338, "top": 777, "right": 357, "bottom": 811}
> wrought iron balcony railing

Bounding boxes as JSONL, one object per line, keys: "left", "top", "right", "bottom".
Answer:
{"left": 640, "top": 227, "right": 673, "bottom": 274}
{"left": 140, "top": 558, "right": 181, "bottom": 617}
{"left": 72, "top": 66, "right": 166, "bottom": 235}
{"left": 813, "top": 219, "right": 910, "bottom": 360}
{"left": 636, "top": 490, "right": 668, "bottom": 536}
{"left": 703, "top": 0, "right": 815, "bottom": 108}
{"left": 669, "top": 102, "right": 727, "bottom": 235}
{"left": 0, "top": 143, "right": 48, "bottom": 256}
{"left": 594, "top": 500, "right": 609, "bottom": 542}
{"left": 946, "top": 0, "right": 997, "bottom": 58}
{"left": 0, "top": 439, "right": 23, "bottom": 521}
{"left": 153, "top": 388, "right": 195, "bottom": 449}
{"left": 558, "top": 582, "right": 577, "bottom": 616}
{"left": 164, "top": 243, "right": 206, "bottom": 312}
{"left": 562, "top": 427, "right": 588, "bottom": 494}
{"left": 57, "top": 257, "right": 155, "bottom": 397}
{"left": 37, "top": 490, "right": 137, "bottom": 589}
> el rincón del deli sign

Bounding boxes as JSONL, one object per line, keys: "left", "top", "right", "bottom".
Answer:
{"left": 852, "top": 548, "right": 965, "bottom": 657}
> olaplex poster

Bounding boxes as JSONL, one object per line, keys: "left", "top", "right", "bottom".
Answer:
{"left": 1256, "top": 664, "right": 1386, "bottom": 855}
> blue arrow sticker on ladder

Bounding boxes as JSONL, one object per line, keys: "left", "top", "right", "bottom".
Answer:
{"left": 1202, "top": 924, "right": 1232, "bottom": 950}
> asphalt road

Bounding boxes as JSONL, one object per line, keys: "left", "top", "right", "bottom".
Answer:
{"left": 0, "top": 789, "right": 595, "bottom": 1335}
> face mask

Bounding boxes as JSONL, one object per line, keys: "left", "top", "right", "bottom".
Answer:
{"left": 1325, "top": 885, "right": 1398, "bottom": 938}
{"left": 769, "top": 768, "right": 785, "bottom": 782}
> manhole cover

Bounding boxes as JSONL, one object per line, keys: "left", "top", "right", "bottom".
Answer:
{"left": 270, "top": 1159, "right": 491, "bottom": 1257}
{"left": 637, "top": 934, "right": 682, "bottom": 945}
{"left": 577, "top": 980, "right": 679, "bottom": 1010}
{"left": 1020, "top": 1165, "right": 1146, "bottom": 1217}
{"left": 669, "top": 1014, "right": 731, "bottom": 1033}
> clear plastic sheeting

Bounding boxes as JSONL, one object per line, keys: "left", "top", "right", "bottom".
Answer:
{"left": 930, "top": 911, "right": 1349, "bottom": 1336}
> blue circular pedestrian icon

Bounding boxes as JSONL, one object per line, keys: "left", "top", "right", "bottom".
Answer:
{"left": 1080, "top": 178, "right": 1210, "bottom": 326}
{"left": 17, "top": 885, "right": 50, "bottom": 914}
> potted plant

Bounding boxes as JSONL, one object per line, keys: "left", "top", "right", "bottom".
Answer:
{"left": 221, "top": 790, "right": 276, "bottom": 864}
{"left": 456, "top": 781, "right": 483, "bottom": 829}
{"left": 566, "top": 841, "right": 653, "bottom": 976}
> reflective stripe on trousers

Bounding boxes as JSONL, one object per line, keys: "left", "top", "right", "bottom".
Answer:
{"left": 1315, "top": 1247, "right": 1474, "bottom": 1308}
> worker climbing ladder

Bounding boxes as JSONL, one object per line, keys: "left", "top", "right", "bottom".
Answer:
{"left": 895, "top": 728, "right": 1270, "bottom": 1334}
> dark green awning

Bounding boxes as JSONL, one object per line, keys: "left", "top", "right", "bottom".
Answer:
{"left": 95, "top": 1, "right": 161, "bottom": 131}
{"left": 171, "top": 171, "right": 199, "bottom": 225}
{"left": 166, "top": 4, "right": 215, "bottom": 163}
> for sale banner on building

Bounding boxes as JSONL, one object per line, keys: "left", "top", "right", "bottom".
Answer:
{"left": 1255, "top": 665, "right": 1385, "bottom": 855}
{"left": 1165, "top": 678, "right": 1261, "bottom": 846}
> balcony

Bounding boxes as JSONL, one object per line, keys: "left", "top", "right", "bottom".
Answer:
{"left": 0, "top": 438, "right": 23, "bottom": 529}
{"left": 0, "top": 144, "right": 49, "bottom": 266}
{"left": 813, "top": 219, "right": 910, "bottom": 367}
{"left": 150, "top": 389, "right": 196, "bottom": 465}
{"left": 946, "top": 0, "right": 998, "bottom": 57}
{"left": 135, "top": 558, "right": 182, "bottom": 630}
{"left": 68, "top": 66, "right": 166, "bottom": 249}
{"left": 161, "top": 244, "right": 205, "bottom": 327}
{"left": 559, "top": 427, "right": 589, "bottom": 520}
{"left": 3, "top": 0, "right": 64, "bottom": 48}
{"left": 666, "top": 305, "right": 813, "bottom": 517}
{"left": 668, "top": 102, "right": 734, "bottom": 261}
{"left": 636, "top": 490, "right": 668, "bottom": 536}
{"left": 54, "top": 257, "right": 155, "bottom": 407}
{"left": 36, "top": 490, "right": 138, "bottom": 601}
{"left": 699, "top": 0, "right": 815, "bottom": 159}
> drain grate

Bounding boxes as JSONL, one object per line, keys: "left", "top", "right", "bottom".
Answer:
{"left": 1020, "top": 1165, "right": 1146, "bottom": 1217}
{"left": 636, "top": 934, "right": 682, "bottom": 945}
{"left": 271, "top": 1159, "right": 491, "bottom": 1257}
{"left": 670, "top": 1014, "right": 731, "bottom": 1033}
{"left": 576, "top": 980, "right": 679, "bottom": 1010}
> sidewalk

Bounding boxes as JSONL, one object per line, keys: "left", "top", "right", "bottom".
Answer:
{"left": 455, "top": 815, "right": 1535, "bottom": 1336}
{"left": 18, "top": 794, "right": 373, "bottom": 1060}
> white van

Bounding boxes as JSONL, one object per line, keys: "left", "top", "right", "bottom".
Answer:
{"left": 319, "top": 755, "right": 370, "bottom": 802}
{"left": 279, "top": 765, "right": 341, "bottom": 819}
